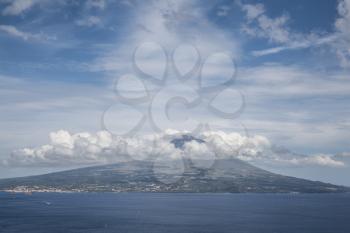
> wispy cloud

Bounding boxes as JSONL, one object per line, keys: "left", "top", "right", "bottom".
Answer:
{"left": 75, "top": 16, "right": 102, "bottom": 27}
{"left": 251, "top": 35, "right": 337, "bottom": 57}
{"left": 216, "top": 5, "right": 231, "bottom": 17}
{"left": 239, "top": 0, "right": 350, "bottom": 68}
{"left": 85, "top": 0, "right": 106, "bottom": 10}
{"left": 239, "top": 1, "right": 291, "bottom": 44}
{"left": 334, "top": 0, "right": 350, "bottom": 68}
{"left": 92, "top": 0, "right": 241, "bottom": 73}
{"left": 232, "top": 63, "right": 350, "bottom": 154}
{"left": 0, "top": 24, "right": 55, "bottom": 41}
{"left": 1, "top": 0, "right": 41, "bottom": 16}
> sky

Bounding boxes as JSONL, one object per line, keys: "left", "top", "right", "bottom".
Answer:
{"left": 0, "top": 0, "right": 350, "bottom": 185}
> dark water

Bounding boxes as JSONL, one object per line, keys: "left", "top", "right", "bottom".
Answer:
{"left": 0, "top": 192, "right": 350, "bottom": 233}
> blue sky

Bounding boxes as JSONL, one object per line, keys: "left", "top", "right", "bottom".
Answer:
{"left": 0, "top": 0, "right": 350, "bottom": 185}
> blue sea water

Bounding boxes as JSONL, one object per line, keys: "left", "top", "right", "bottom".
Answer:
{"left": 0, "top": 192, "right": 350, "bottom": 233}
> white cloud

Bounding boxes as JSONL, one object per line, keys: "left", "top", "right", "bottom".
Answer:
{"left": 5, "top": 130, "right": 180, "bottom": 167}
{"left": 271, "top": 154, "right": 345, "bottom": 168}
{"left": 239, "top": 0, "right": 350, "bottom": 68}
{"left": 3, "top": 129, "right": 345, "bottom": 168}
{"left": 216, "top": 5, "right": 231, "bottom": 17}
{"left": 233, "top": 64, "right": 350, "bottom": 153}
{"left": 251, "top": 34, "right": 337, "bottom": 56}
{"left": 239, "top": 3, "right": 328, "bottom": 56}
{"left": 335, "top": 0, "right": 350, "bottom": 38}
{"left": 240, "top": 2, "right": 265, "bottom": 21}
{"left": 91, "top": 0, "right": 241, "bottom": 72}
{"left": 239, "top": 2, "right": 291, "bottom": 44}
{"left": 0, "top": 25, "right": 30, "bottom": 40}
{"left": 1, "top": 0, "right": 40, "bottom": 16}
{"left": 0, "top": 24, "right": 55, "bottom": 41}
{"left": 0, "top": 73, "right": 113, "bottom": 163}
{"left": 334, "top": 0, "right": 350, "bottom": 68}
{"left": 237, "top": 64, "right": 350, "bottom": 96}
{"left": 75, "top": 16, "right": 102, "bottom": 27}
{"left": 86, "top": 0, "right": 106, "bottom": 10}
{"left": 240, "top": 4, "right": 335, "bottom": 54}
{"left": 336, "top": 152, "right": 350, "bottom": 158}
{"left": 300, "top": 155, "right": 345, "bottom": 167}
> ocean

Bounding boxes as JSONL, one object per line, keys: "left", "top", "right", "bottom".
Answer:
{"left": 0, "top": 192, "right": 349, "bottom": 233}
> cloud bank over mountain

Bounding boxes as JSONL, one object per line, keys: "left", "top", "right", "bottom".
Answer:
{"left": 3, "top": 129, "right": 345, "bottom": 168}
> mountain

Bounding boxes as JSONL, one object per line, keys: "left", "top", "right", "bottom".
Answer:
{"left": 0, "top": 158, "right": 349, "bottom": 193}
{"left": 0, "top": 135, "right": 349, "bottom": 193}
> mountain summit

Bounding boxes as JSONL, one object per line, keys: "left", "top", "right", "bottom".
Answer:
{"left": 170, "top": 134, "right": 205, "bottom": 149}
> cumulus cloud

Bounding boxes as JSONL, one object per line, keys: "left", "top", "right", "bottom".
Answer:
{"left": 6, "top": 130, "right": 125, "bottom": 167}
{"left": 3, "top": 129, "right": 345, "bottom": 168}
{"left": 4, "top": 130, "right": 180, "bottom": 167}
